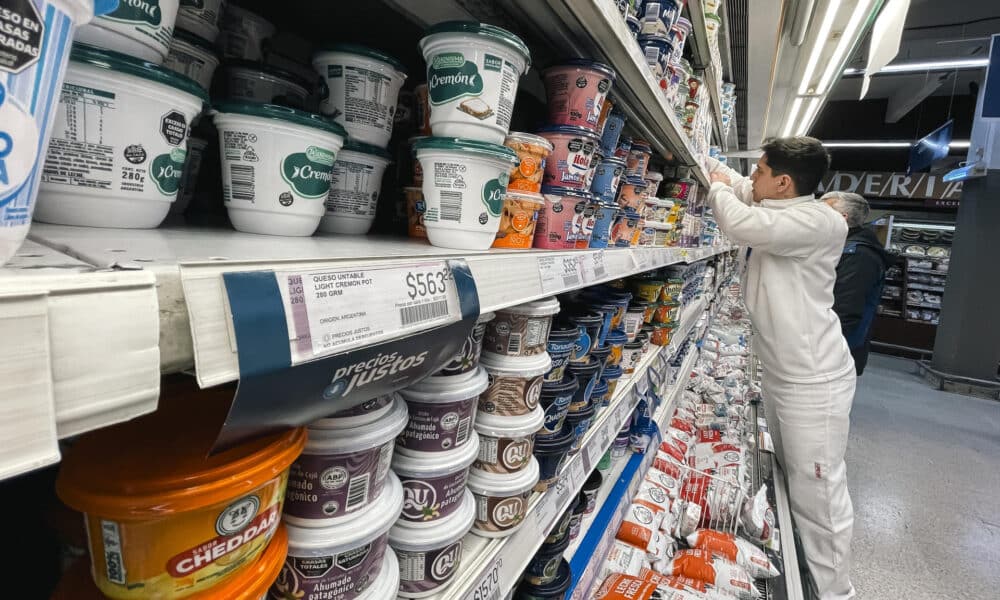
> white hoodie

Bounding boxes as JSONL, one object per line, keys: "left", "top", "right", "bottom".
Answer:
{"left": 706, "top": 158, "right": 854, "bottom": 383}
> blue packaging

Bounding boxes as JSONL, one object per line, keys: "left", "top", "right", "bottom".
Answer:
{"left": 589, "top": 203, "right": 620, "bottom": 249}
{"left": 638, "top": 34, "right": 674, "bottom": 80}
{"left": 590, "top": 156, "right": 626, "bottom": 202}
{"left": 598, "top": 107, "right": 626, "bottom": 157}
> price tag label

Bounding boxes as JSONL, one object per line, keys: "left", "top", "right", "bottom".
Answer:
{"left": 632, "top": 249, "right": 654, "bottom": 272}
{"left": 276, "top": 261, "right": 460, "bottom": 363}
{"left": 570, "top": 457, "right": 588, "bottom": 487}
{"left": 538, "top": 255, "right": 585, "bottom": 293}
{"left": 591, "top": 250, "right": 608, "bottom": 281}
{"left": 587, "top": 435, "right": 604, "bottom": 467}
{"left": 464, "top": 556, "right": 504, "bottom": 600}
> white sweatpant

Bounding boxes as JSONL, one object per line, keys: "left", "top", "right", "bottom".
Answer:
{"left": 762, "top": 370, "right": 857, "bottom": 600}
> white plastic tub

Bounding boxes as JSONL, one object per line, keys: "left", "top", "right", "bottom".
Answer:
{"left": 413, "top": 136, "right": 518, "bottom": 250}
{"left": 213, "top": 101, "right": 347, "bottom": 236}
{"left": 419, "top": 21, "right": 531, "bottom": 144}
{"left": 222, "top": 61, "right": 310, "bottom": 109}
{"left": 392, "top": 433, "right": 479, "bottom": 524}
{"left": 283, "top": 395, "right": 408, "bottom": 526}
{"left": 467, "top": 456, "right": 539, "bottom": 537}
{"left": 389, "top": 490, "right": 476, "bottom": 598}
{"left": 484, "top": 297, "right": 560, "bottom": 357}
{"left": 35, "top": 44, "right": 207, "bottom": 229}
{"left": 163, "top": 28, "right": 219, "bottom": 91}
{"left": 76, "top": 0, "right": 180, "bottom": 63}
{"left": 478, "top": 351, "right": 552, "bottom": 417}
{"left": 325, "top": 394, "right": 396, "bottom": 428}
{"left": 313, "top": 43, "right": 408, "bottom": 148}
{"left": 318, "top": 141, "right": 393, "bottom": 235}
{"left": 219, "top": 3, "right": 273, "bottom": 61}
{"left": 175, "top": 0, "right": 224, "bottom": 42}
{"left": 474, "top": 406, "right": 544, "bottom": 474}
{"left": 397, "top": 366, "right": 488, "bottom": 455}
{"left": 0, "top": 0, "right": 97, "bottom": 266}
{"left": 277, "top": 473, "right": 403, "bottom": 600}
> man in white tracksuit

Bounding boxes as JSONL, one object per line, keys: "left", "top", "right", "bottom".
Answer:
{"left": 706, "top": 137, "right": 857, "bottom": 600}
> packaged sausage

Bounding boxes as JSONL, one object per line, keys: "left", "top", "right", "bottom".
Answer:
{"left": 687, "top": 529, "right": 779, "bottom": 579}
{"left": 740, "top": 485, "right": 776, "bottom": 545}
{"left": 663, "top": 549, "right": 760, "bottom": 600}
{"left": 616, "top": 503, "right": 663, "bottom": 549}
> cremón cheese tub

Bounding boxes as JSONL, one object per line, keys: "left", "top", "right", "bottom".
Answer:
{"left": 56, "top": 385, "right": 306, "bottom": 599}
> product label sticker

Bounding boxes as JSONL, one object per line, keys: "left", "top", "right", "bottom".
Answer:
{"left": 538, "top": 254, "right": 585, "bottom": 294}
{"left": 463, "top": 555, "right": 503, "bottom": 600}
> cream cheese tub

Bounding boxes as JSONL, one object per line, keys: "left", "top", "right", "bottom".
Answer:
{"left": 35, "top": 43, "right": 207, "bottom": 229}
{"left": 413, "top": 136, "right": 519, "bottom": 250}
{"left": 389, "top": 490, "right": 475, "bottom": 597}
{"left": 419, "top": 21, "right": 531, "bottom": 144}
{"left": 467, "top": 456, "right": 539, "bottom": 537}
{"left": 77, "top": 0, "right": 180, "bottom": 63}
{"left": 318, "top": 140, "right": 393, "bottom": 235}
{"left": 479, "top": 351, "right": 552, "bottom": 417}
{"left": 473, "top": 406, "right": 544, "bottom": 474}
{"left": 164, "top": 28, "right": 219, "bottom": 91}
{"left": 176, "top": 0, "right": 224, "bottom": 42}
{"left": 275, "top": 473, "right": 403, "bottom": 600}
{"left": 0, "top": 0, "right": 98, "bottom": 266}
{"left": 313, "top": 43, "right": 408, "bottom": 149}
{"left": 222, "top": 61, "right": 311, "bottom": 109}
{"left": 213, "top": 101, "right": 346, "bottom": 236}
{"left": 284, "top": 395, "right": 408, "bottom": 526}
{"left": 219, "top": 3, "right": 273, "bottom": 61}
{"left": 484, "top": 296, "right": 560, "bottom": 357}
{"left": 392, "top": 433, "right": 479, "bottom": 523}
{"left": 397, "top": 366, "right": 488, "bottom": 454}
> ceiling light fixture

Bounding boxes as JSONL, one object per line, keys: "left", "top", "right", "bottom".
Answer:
{"left": 816, "top": 0, "right": 875, "bottom": 94}
{"left": 844, "top": 57, "right": 989, "bottom": 75}
{"left": 782, "top": 97, "right": 804, "bottom": 138}
{"left": 822, "top": 140, "right": 971, "bottom": 148}
{"left": 795, "top": 97, "right": 821, "bottom": 136}
{"left": 797, "top": 0, "right": 843, "bottom": 95}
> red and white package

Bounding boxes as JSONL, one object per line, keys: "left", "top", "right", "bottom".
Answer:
{"left": 617, "top": 503, "right": 663, "bottom": 549}
{"left": 635, "top": 479, "right": 672, "bottom": 513}
{"left": 646, "top": 466, "right": 683, "bottom": 498}
{"left": 670, "top": 417, "right": 697, "bottom": 437}
{"left": 740, "top": 485, "right": 775, "bottom": 544}
{"left": 664, "top": 430, "right": 690, "bottom": 454}
{"left": 664, "top": 549, "right": 760, "bottom": 600}
{"left": 659, "top": 440, "right": 687, "bottom": 463}
{"left": 600, "top": 540, "right": 651, "bottom": 581}
{"left": 687, "top": 529, "right": 779, "bottom": 579}
{"left": 682, "top": 474, "right": 742, "bottom": 525}
{"left": 595, "top": 573, "right": 736, "bottom": 600}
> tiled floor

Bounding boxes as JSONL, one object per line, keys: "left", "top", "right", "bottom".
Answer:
{"left": 845, "top": 354, "right": 1000, "bottom": 599}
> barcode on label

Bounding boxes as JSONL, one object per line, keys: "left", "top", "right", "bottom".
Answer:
{"left": 100, "top": 520, "right": 125, "bottom": 584}
{"left": 457, "top": 416, "right": 471, "bottom": 445}
{"left": 507, "top": 332, "right": 522, "bottom": 355}
{"left": 400, "top": 299, "right": 450, "bottom": 326}
{"left": 563, "top": 272, "right": 581, "bottom": 287}
{"left": 346, "top": 473, "right": 370, "bottom": 511}
{"left": 440, "top": 191, "right": 462, "bottom": 221}
{"left": 644, "top": 47, "right": 660, "bottom": 64}
{"left": 229, "top": 164, "right": 255, "bottom": 201}
{"left": 595, "top": 263, "right": 607, "bottom": 278}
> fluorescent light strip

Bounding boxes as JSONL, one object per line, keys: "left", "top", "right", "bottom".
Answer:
{"left": 795, "top": 97, "right": 821, "bottom": 136}
{"left": 816, "top": 0, "right": 875, "bottom": 94}
{"left": 822, "top": 140, "right": 971, "bottom": 148}
{"left": 782, "top": 97, "right": 804, "bottom": 138}
{"left": 797, "top": 0, "right": 842, "bottom": 95}
{"left": 844, "top": 57, "right": 989, "bottom": 75}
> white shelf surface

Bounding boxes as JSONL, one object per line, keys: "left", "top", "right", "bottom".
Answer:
{"left": 28, "top": 223, "right": 731, "bottom": 388}
{"left": 0, "top": 240, "right": 160, "bottom": 480}
{"left": 686, "top": 0, "right": 728, "bottom": 150}
{"left": 503, "top": 0, "right": 710, "bottom": 185}
{"left": 420, "top": 294, "right": 712, "bottom": 600}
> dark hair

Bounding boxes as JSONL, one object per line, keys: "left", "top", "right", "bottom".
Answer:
{"left": 761, "top": 136, "right": 831, "bottom": 195}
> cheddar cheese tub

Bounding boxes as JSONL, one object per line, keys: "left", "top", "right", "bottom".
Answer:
{"left": 51, "top": 524, "right": 290, "bottom": 600}
{"left": 56, "top": 389, "right": 306, "bottom": 599}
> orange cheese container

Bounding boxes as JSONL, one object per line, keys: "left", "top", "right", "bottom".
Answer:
{"left": 56, "top": 384, "right": 306, "bottom": 599}
{"left": 51, "top": 524, "right": 289, "bottom": 600}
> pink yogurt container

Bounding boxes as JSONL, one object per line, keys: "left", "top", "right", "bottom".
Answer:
{"left": 537, "top": 125, "right": 601, "bottom": 190}
{"left": 534, "top": 186, "right": 597, "bottom": 250}
{"left": 542, "top": 59, "right": 617, "bottom": 132}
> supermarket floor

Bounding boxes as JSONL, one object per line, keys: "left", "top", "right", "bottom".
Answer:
{"left": 846, "top": 354, "right": 1000, "bottom": 599}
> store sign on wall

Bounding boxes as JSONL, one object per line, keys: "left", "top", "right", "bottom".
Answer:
{"left": 817, "top": 171, "right": 963, "bottom": 201}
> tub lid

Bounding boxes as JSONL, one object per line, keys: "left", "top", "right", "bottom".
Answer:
{"left": 224, "top": 58, "right": 312, "bottom": 88}
{"left": 399, "top": 366, "right": 489, "bottom": 403}
{"left": 645, "top": 220, "right": 673, "bottom": 231}
{"left": 622, "top": 176, "right": 649, "bottom": 188}
{"left": 534, "top": 424, "right": 574, "bottom": 449}
{"left": 172, "top": 28, "right": 220, "bottom": 58}
{"left": 536, "top": 124, "right": 601, "bottom": 141}
{"left": 412, "top": 136, "right": 519, "bottom": 163}
{"left": 307, "top": 393, "right": 409, "bottom": 452}
{"left": 466, "top": 456, "right": 539, "bottom": 495}
{"left": 637, "top": 33, "right": 673, "bottom": 46}
{"left": 320, "top": 393, "right": 398, "bottom": 428}
{"left": 519, "top": 560, "right": 571, "bottom": 594}
{"left": 392, "top": 431, "right": 481, "bottom": 475}
{"left": 645, "top": 170, "right": 664, "bottom": 182}
{"left": 480, "top": 350, "right": 553, "bottom": 378}
{"left": 286, "top": 472, "right": 403, "bottom": 554}
{"left": 388, "top": 489, "right": 475, "bottom": 549}
{"left": 543, "top": 59, "right": 616, "bottom": 82}
{"left": 315, "top": 42, "right": 408, "bottom": 74}
{"left": 605, "top": 329, "right": 628, "bottom": 344}
{"left": 499, "top": 296, "right": 560, "bottom": 316}
{"left": 504, "top": 190, "right": 545, "bottom": 206}
{"left": 631, "top": 139, "right": 654, "bottom": 151}
{"left": 603, "top": 364, "right": 623, "bottom": 379}
{"left": 475, "top": 405, "right": 545, "bottom": 439}
{"left": 644, "top": 197, "right": 675, "bottom": 207}
{"left": 422, "top": 21, "right": 531, "bottom": 68}
{"left": 540, "top": 185, "right": 595, "bottom": 202}
{"left": 342, "top": 139, "right": 393, "bottom": 161}
{"left": 70, "top": 43, "right": 209, "bottom": 103}
{"left": 213, "top": 101, "right": 348, "bottom": 138}
{"left": 505, "top": 131, "right": 555, "bottom": 153}
{"left": 56, "top": 383, "right": 307, "bottom": 519}
{"left": 600, "top": 156, "right": 627, "bottom": 166}
{"left": 542, "top": 374, "right": 579, "bottom": 395}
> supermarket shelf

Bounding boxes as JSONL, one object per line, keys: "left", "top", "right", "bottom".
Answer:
{"left": 903, "top": 253, "right": 948, "bottom": 260}
{"left": 420, "top": 297, "right": 711, "bottom": 600}
{"left": 706, "top": 68, "right": 727, "bottom": 150}
{"left": 503, "top": 0, "right": 710, "bottom": 184}
{"left": 29, "top": 222, "right": 730, "bottom": 387}
{"left": 0, "top": 240, "right": 160, "bottom": 481}
{"left": 685, "top": 0, "right": 713, "bottom": 70}
{"left": 906, "top": 301, "right": 941, "bottom": 310}
{"left": 907, "top": 267, "right": 949, "bottom": 275}
{"left": 906, "top": 283, "right": 945, "bottom": 293}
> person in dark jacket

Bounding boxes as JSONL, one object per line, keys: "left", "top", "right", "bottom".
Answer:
{"left": 822, "top": 192, "right": 893, "bottom": 375}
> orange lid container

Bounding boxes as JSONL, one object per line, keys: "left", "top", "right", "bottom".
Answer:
{"left": 56, "top": 383, "right": 306, "bottom": 599}
{"left": 51, "top": 524, "right": 289, "bottom": 600}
